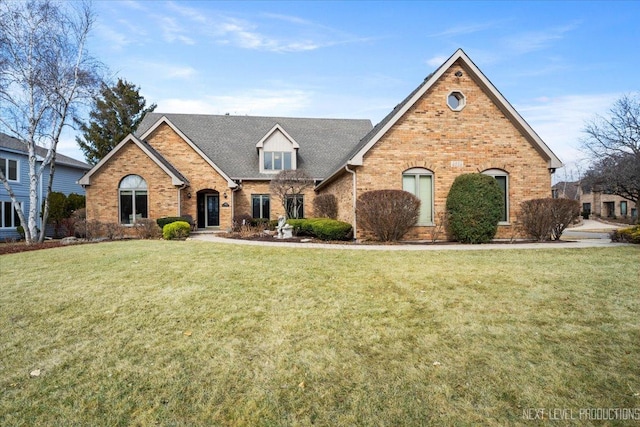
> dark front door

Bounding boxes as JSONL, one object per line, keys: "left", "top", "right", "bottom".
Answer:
{"left": 206, "top": 194, "right": 219, "bottom": 226}
{"left": 197, "top": 192, "right": 220, "bottom": 228}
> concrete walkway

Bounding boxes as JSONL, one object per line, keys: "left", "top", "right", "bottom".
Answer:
{"left": 189, "top": 219, "right": 633, "bottom": 251}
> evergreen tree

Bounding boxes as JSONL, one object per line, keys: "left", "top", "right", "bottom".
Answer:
{"left": 76, "top": 78, "right": 156, "bottom": 165}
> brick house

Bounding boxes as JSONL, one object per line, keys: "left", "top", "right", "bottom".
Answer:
{"left": 80, "top": 49, "right": 562, "bottom": 239}
{"left": 553, "top": 181, "right": 638, "bottom": 221}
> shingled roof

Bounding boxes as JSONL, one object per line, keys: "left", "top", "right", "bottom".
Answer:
{"left": 0, "top": 132, "right": 90, "bottom": 170}
{"left": 135, "top": 113, "right": 373, "bottom": 180}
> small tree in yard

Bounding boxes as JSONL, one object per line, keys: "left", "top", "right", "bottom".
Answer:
{"left": 269, "top": 170, "right": 314, "bottom": 219}
{"left": 520, "top": 198, "right": 580, "bottom": 241}
{"left": 357, "top": 190, "right": 420, "bottom": 241}
{"left": 446, "top": 174, "right": 504, "bottom": 244}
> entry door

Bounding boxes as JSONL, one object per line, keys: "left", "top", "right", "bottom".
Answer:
{"left": 206, "top": 194, "right": 219, "bottom": 227}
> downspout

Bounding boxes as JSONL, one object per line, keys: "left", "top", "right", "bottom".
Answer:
{"left": 231, "top": 180, "right": 243, "bottom": 229}
{"left": 345, "top": 165, "right": 357, "bottom": 241}
{"left": 178, "top": 184, "right": 188, "bottom": 216}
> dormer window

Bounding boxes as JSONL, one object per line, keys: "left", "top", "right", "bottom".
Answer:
{"left": 256, "top": 124, "right": 299, "bottom": 174}
{"left": 264, "top": 151, "right": 292, "bottom": 171}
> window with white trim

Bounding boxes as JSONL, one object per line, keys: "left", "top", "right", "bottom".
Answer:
{"left": 252, "top": 194, "right": 270, "bottom": 219}
{"left": 1, "top": 201, "right": 21, "bottom": 228}
{"left": 286, "top": 195, "right": 304, "bottom": 219}
{"left": 0, "top": 157, "right": 18, "bottom": 182}
{"left": 119, "top": 175, "right": 148, "bottom": 225}
{"left": 447, "top": 91, "right": 466, "bottom": 111}
{"left": 263, "top": 151, "right": 292, "bottom": 171}
{"left": 482, "top": 169, "right": 509, "bottom": 223}
{"left": 402, "top": 168, "right": 434, "bottom": 225}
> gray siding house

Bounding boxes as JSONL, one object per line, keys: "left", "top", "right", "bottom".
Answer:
{"left": 0, "top": 132, "right": 90, "bottom": 240}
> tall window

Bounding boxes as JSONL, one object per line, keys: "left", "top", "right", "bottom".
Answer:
{"left": 286, "top": 195, "right": 304, "bottom": 219}
{"left": 264, "top": 151, "right": 292, "bottom": 171}
{"left": 0, "top": 157, "right": 18, "bottom": 181}
{"left": 620, "top": 201, "right": 628, "bottom": 216}
{"left": 119, "top": 175, "right": 148, "bottom": 225}
{"left": 483, "top": 169, "right": 508, "bottom": 223}
{"left": 252, "top": 194, "right": 270, "bottom": 219}
{"left": 1, "top": 201, "right": 21, "bottom": 228}
{"left": 402, "top": 168, "right": 433, "bottom": 225}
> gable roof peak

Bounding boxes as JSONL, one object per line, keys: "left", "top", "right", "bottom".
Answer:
{"left": 255, "top": 123, "right": 300, "bottom": 149}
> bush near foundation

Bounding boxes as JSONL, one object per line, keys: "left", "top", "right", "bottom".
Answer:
{"left": 610, "top": 225, "right": 640, "bottom": 244}
{"left": 313, "top": 194, "right": 338, "bottom": 219}
{"left": 157, "top": 216, "right": 194, "bottom": 229}
{"left": 163, "top": 221, "right": 191, "bottom": 240}
{"left": 356, "top": 190, "right": 420, "bottom": 241}
{"left": 446, "top": 174, "right": 504, "bottom": 244}
{"left": 286, "top": 218, "right": 352, "bottom": 241}
{"left": 520, "top": 198, "right": 580, "bottom": 241}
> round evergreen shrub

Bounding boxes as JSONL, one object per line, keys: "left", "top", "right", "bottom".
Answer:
{"left": 163, "top": 221, "right": 191, "bottom": 240}
{"left": 445, "top": 173, "right": 504, "bottom": 244}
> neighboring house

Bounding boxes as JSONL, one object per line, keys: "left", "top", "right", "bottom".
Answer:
{"left": 553, "top": 180, "right": 638, "bottom": 220}
{"left": 80, "top": 49, "right": 563, "bottom": 240}
{"left": 0, "top": 132, "right": 91, "bottom": 240}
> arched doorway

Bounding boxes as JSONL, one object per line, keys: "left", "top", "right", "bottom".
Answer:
{"left": 197, "top": 190, "right": 219, "bottom": 228}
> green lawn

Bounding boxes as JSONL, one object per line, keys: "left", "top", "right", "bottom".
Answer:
{"left": 1, "top": 241, "right": 639, "bottom": 426}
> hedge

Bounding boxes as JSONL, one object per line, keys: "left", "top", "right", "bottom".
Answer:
{"left": 286, "top": 218, "right": 352, "bottom": 241}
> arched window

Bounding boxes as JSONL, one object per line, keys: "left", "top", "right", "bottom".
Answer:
{"left": 119, "top": 175, "right": 148, "bottom": 224}
{"left": 482, "top": 169, "right": 509, "bottom": 223}
{"left": 402, "top": 168, "right": 434, "bottom": 225}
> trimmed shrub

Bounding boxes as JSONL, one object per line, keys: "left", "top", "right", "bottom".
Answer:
{"left": 286, "top": 218, "right": 352, "bottom": 241}
{"left": 310, "top": 218, "right": 352, "bottom": 241}
{"left": 520, "top": 198, "right": 580, "bottom": 241}
{"left": 163, "top": 221, "right": 191, "bottom": 240}
{"left": 66, "top": 193, "right": 86, "bottom": 213}
{"left": 446, "top": 174, "right": 504, "bottom": 244}
{"left": 157, "top": 216, "right": 191, "bottom": 229}
{"left": 313, "top": 194, "right": 338, "bottom": 219}
{"left": 134, "top": 219, "right": 161, "bottom": 239}
{"left": 356, "top": 190, "right": 420, "bottom": 241}
{"left": 610, "top": 225, "right": 640, "bottom": 244}
{"left": 287, "top": 218, "right": 315, "bottom": 236}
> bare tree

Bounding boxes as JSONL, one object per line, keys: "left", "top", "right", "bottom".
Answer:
{"left": 582, "top": 93, "right": 640, "bottom": 206}
{"left": 269, "top": 170, "right": 314, "bottom": 219}
{"left": 0, "top": 0, "right": 102, "bottom": 244}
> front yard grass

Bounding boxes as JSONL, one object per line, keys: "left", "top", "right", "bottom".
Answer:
{"left": 1, "top": 241, "right": 639, "bottom": 426}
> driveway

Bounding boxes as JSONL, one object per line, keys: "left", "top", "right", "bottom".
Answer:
{"left": 562, "top": 219, "right": 624, "bottom": 240}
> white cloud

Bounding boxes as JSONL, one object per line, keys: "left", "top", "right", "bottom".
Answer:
{"left": 131, "top": 61, "right": 197, "bottom": 80}
{"left": 503, "top": 22, "right": 580, "bottom": 54}
{"left": 426, "top": 55, "right": 449, "bottom": 68}
{"left": 429, "top": 21, "right": 502, "bottom": 38}
{"left": 516, "top": 93, "right": 620, "bottom": 170}
{"left": 159, "top": 89, "right": 313, "bottom": 117}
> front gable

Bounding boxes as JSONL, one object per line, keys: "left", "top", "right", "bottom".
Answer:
{"left": 348, "top": 49, "right": 562, "bottom": 170}
{"left": 79, "top": 134, "right": 186, "bottom": 186}
{"left": 139, "top": 116, "right": 237, "bottom": 188}
{"left": 256, "top": 124, "right": 299, "bottom": 173}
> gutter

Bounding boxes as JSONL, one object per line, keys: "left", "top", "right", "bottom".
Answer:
{"left": 345, "top": 164, "right": 357, "bottom": 241}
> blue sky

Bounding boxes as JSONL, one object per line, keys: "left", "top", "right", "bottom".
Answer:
{"left": 60, "top": 0, "right": 639, "bottom": 180}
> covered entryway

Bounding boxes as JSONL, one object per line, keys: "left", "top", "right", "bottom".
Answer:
{"left": 197, "top": 190, "right": 220, "bottom": 228}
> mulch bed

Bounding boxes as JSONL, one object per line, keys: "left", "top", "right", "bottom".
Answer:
{"left": 0, "top": 240, "right": 66, "bottom": 255}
